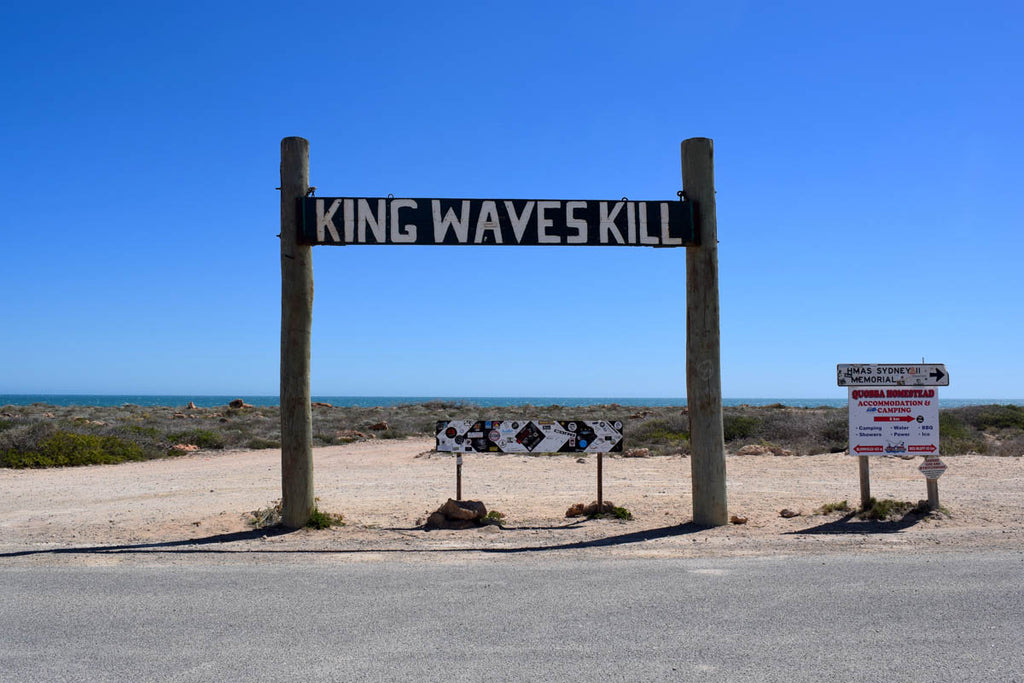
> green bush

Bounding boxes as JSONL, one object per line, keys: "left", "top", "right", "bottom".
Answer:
{"left": 723, "top": 415, "right": 762, "bottom": 441}
{"left": 939, "top": 412, "right": 986, "bottom": 454}
{"left": 0, "top": 431, "right": 146, "bottom": 468}
{"left": 964, "top": 405, "right": 1024, "bottom": 431}
{"left": 166, "top": 428, "right": 225, "bottom": 449}
{"left": 246, "top": 437, "right": 281, "bottom": 450}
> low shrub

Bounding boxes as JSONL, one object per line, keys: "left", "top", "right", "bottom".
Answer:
{"left": 723, "top": 415, "right": 761, "bottom": 441}
{"left": 166, "top": 428, "right": 225, "bottom": 449}
{"left": 307, "top": 507, "right": 345, "bottom": 529}
{"left": 0, "top": 431, "right": 146, "bottom": 468}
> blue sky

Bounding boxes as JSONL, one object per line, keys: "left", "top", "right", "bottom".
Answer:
{"left": 2, "top": 1, "right": 1021, "bottom": 399}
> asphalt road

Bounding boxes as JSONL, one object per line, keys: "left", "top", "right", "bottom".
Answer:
{"left": 2, "top": 551, "right": 1022, "bottom": 681}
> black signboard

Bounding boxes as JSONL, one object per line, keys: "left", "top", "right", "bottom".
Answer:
{"left": 300, "top": 197, "right": 695, "bottom": 247}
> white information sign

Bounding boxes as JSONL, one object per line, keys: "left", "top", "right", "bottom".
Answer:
{"left": 847, "top": 387, "right": 940, "bottom": 456}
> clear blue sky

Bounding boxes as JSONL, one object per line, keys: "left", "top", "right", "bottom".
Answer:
{"left": 2, "top": 1, "right": 1021, "bottom": 399}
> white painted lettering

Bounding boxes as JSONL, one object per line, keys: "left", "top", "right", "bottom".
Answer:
{"left": 565, "top": 201, "right": 587, "bottom": 244}
{"left": 315, "top": 199, "right": 341, "bottom": 242}
{"left": 357, "top": 198, "right": 386, "bottom": 243}
{"left": 659, "top": 202, "right": 682, "bottom": 245}
{"left": 432, "top": 200, "right": 471, "bottom": 243}
{"left": 627, "top": 202, "right": 637, "bottom": 244}
{"left": 474, "top": 200, "right": 502, "bottom": 244}
{"left": 390, "top": 199, "right": 417, "bottom": 243}
{"left": 504, "top": 201, "right": 535, "bottom": 243}
{"left": 536, "top": 201, "right": 560, "bottom": 244}
{"left": 639, "top": 202, "right": 658, "bottom": 245}
{"left": 599, "top": 202, "right": 625, "bottom": 244}
{"left": 343, "top": 198, "right": 355, "bottom": 242}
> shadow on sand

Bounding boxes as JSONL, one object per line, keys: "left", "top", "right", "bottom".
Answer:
{"left": 0, "top": 522, "right": 710, "bottom": 559}
{"left": 789, "top": 510, "right": 929, "bottom": 536}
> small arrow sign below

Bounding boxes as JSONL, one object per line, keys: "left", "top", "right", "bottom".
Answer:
{"left": 854, "top": 445, "right": 884, "bottom": 453}
{"left": 873, "top": 416, "right": 916, "bottom": 422}
{"left": 919, "top": 457, "right": 947, "bottom": 479}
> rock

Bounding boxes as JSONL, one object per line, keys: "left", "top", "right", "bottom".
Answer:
{"left": 737, "top": 444, "right": 772, "bottom": 455}
{"left": 779, "top": 508, "right": 801, "bottom": 518}
{"left": 336, "top": 430, "right": 368, "bottom": 440}
{"left": 730, "top": 515, "right": 748, "bottom": 525}
{"left": 173, "top": 413, "right": 186, "bottom": 419}
{"left": 369, "top": 421, "right": 389, "bottom": 431}
{"left": 439, "top": 499, "right": 487, "bottom": 521}
{"left": 312, "top": 402, "right": 333, "bottom": 408}
{"left": 566, "top": 501, "right": 616, "bottom": 518}
{"left": 576, "top": 457, "right": 587, "bottom": 464}
{"left": 771, "top": 447, "right": 794, "bottom": 457}
{"left": 424, "top": 512, "right": 447, "bottom": 529}
{"left": 185, "top": 401, "right": 197, "bottom": 410}
{"left": 228, "top": 399, "right": 245, "bottom": 409}
{"left": 565, "top": 503, "right": 587, "bottom": 517}
{"left": 624, "top": 448, "right": 650, "bottom": 458}
{"left": 171, "top": 444, "right": 200, "bottom": 453}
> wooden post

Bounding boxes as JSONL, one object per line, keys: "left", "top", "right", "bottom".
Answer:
{"left": 926, "top": 478, "right": 939, "bottom": 511}
{"left": 859, "top": 456, "right": 871, "bottom": 509}
{"left": 682, "top": 138, "right": 728, "bottom": 527}
{"left": 280, "top": 136, "right": 315, "bottom": 529}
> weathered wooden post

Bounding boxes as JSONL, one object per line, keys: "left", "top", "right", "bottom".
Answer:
{"left": 280, "top": 136, "right": 315, "bottom": 529}
{"left": 859, "top": 456, "right": 872, "bottom": 509}
{"left": 682, "top": 137, "right": 728, "bottom": 527}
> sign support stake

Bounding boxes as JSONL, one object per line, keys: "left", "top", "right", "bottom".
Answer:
{"left": 926, "top": 478, "right": 939, "bottom": 511}
{"left": 456, "top": 455, "right": 463, "bottom": 501}
{"left": 858, "top": 456, "right": 871, "bottom": 509}
{"left": 682, "top": 138, "right": 728, "bottom": 527}
{"left": 597, "top": 452, "right": 604, "bottom": 511}
{"left": 280, "top": 137, "right": 315, "bottom": 529}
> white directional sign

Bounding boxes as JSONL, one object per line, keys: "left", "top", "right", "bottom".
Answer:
{"left": 847, "top": 387, "right": 940, "bottom": 456}
{"left": 837, "top": 364, "right": 949, "bottom": 387}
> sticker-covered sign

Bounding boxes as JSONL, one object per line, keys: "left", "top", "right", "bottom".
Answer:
{"left": 837, "top": 364, "right": 949, "bottom": 387}
{"left": 435, "top": 419, "right": 624, "bottom": 454}
{"left": 848, "top": 387, "right": 940, "bottom": 456}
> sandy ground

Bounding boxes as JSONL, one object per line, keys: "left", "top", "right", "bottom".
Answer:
{"left": 1, "top": 438, "right": 1021, "bottom": 565}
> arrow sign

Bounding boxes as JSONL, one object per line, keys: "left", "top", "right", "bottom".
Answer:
{"left": 873, "top": 416, "right": 916, "bottom": 422}
{"left": 908, "top": 444, "right": 937, "bottom": 453}
{"left": 837, "top": 363, "right": 949, "bottom": 386}
{"left": 854, "top": 445, "right": 884, "bottom": 453}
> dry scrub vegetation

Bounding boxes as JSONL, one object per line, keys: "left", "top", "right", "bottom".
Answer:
{"left": 1, "top": 401, "right": 1022, "bottom": 468}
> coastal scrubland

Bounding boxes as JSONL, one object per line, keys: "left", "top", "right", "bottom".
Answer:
{"left": 2, "top": 401, "right": 1022, "bottom": 468}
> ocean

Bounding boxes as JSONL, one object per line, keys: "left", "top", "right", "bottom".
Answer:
{"left": 2, "top": 395, "right": 1021, "bottom": 409}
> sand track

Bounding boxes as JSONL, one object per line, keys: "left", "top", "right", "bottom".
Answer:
{"left": 2, "top": 438, "right": 1021, "bottom": 565}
